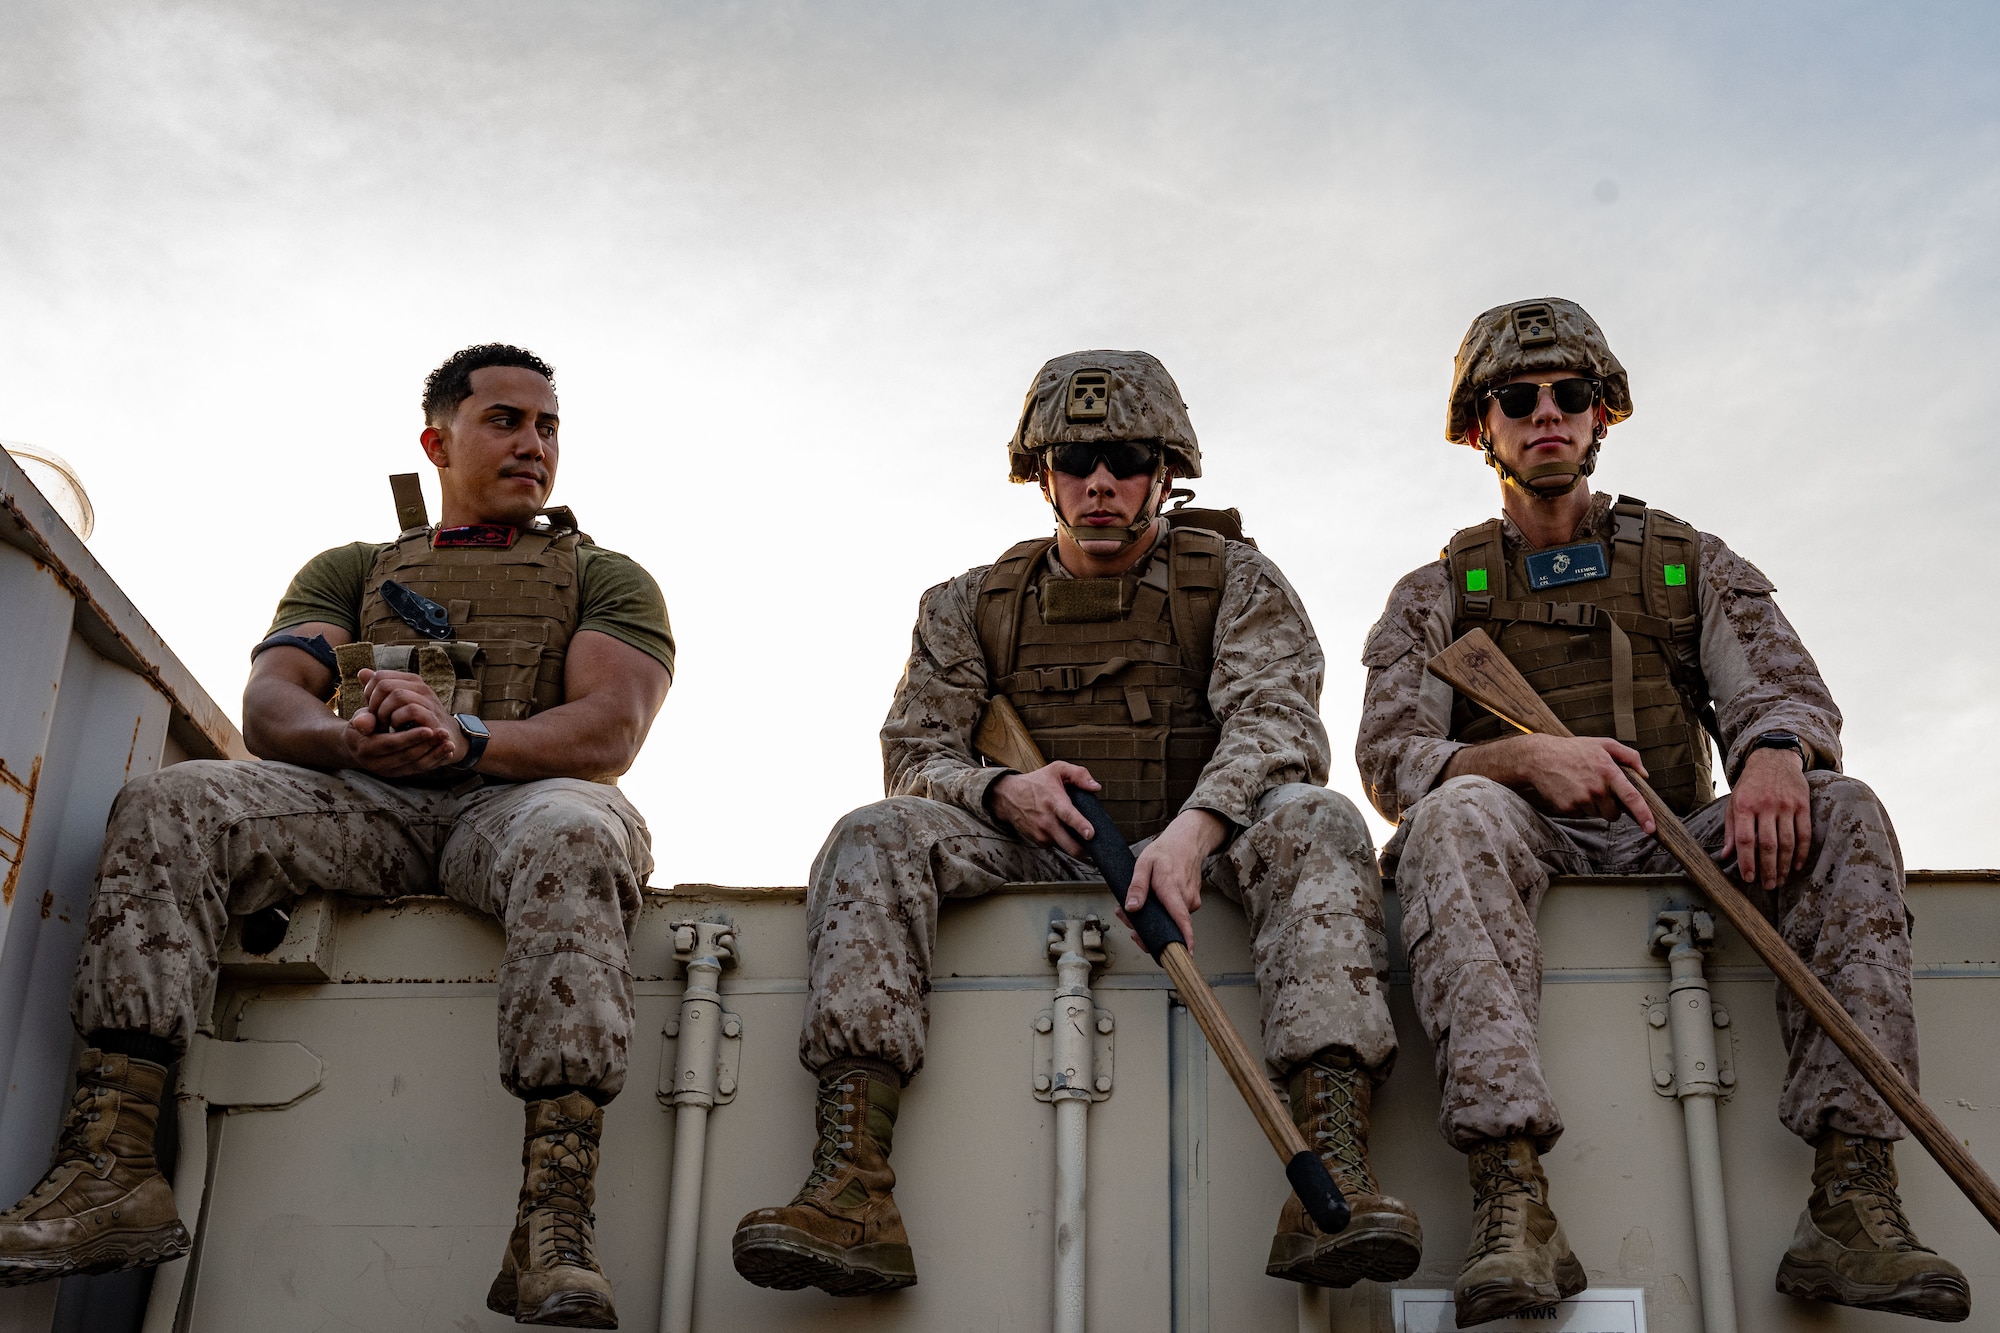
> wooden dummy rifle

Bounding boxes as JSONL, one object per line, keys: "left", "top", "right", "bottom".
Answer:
{"left": 1428, "top": 628, "right": 2000, "bottom": 1234}
{"left": 974, "top": 696, "right": 1350, "bottom": 1234}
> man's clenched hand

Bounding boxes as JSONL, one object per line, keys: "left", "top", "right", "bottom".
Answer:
{"left": 341, "top": 667, "right": 466, "bottom": 777}
{"left": 991, "top": 763, "right": 1100, "bottom": 857}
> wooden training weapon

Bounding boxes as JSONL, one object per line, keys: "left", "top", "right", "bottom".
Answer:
{"left": 1428, "top": 627, "right": 2000, "bottom": 1234}
{"left": 974, "top": 697, "right": 1350, "bottom": 1233}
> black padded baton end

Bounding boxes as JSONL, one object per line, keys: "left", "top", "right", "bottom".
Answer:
{"left": 1066, "top": 786, "right": 1186, "bottom": 959}
{"left": 1286, "top": 1150, "right": 1350, "bottom": 1235}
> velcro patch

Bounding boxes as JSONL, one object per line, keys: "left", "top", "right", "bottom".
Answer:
{"left": 1525, "top": 541, "right": 1610, "bottom": 590}
{"left": 1043, "top": 578, "right": 1124, "bottom": 623}
{"left": 433, "top": 524, "right": 518, "bottom": 548}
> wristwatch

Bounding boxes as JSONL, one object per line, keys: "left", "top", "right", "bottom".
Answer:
{"left": 448, "top": 714, "right": 491, "bottom": 771}
{"left": 1747, "top": 730, "right": 1808, "bottom": 767}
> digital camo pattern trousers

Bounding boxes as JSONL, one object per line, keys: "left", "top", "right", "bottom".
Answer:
{"left": 1389, "top": 771, "right": 1915, "bottom": 1151}
{"left": 800, "top": 784, "right": 1399, "bottom": 1081}
{"left": 71, "top": 760, "right": 653, "bottom": 1098}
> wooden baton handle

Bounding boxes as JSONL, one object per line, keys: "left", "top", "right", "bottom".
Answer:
{"left": 1428, "top": 628, "right": 2000, "bottom": 1233}
{"left": 976, "top": 697, "right": 1348, "bottom": 1230}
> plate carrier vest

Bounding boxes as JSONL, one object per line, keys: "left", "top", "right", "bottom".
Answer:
{"left": 976, "top": 522, "right": 1228, "bottom": 841}
{"left": 1445, "top": 495, "right": 1718, "bottom": 816}
{"left": 352, "top": 508, "right": 585, "bottom": 723}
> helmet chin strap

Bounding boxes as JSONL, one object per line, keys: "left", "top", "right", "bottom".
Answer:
{"left": 1477, "top": 414, "right": 1607, "bottom": 500}
{"left": 1047, "top": 462, "right": 1170, "bottom": 549}
{"left": 1482, "top": 440, "right": 1600, "bottom": 498}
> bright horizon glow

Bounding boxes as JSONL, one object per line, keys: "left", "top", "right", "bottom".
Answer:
{"left": 2, "top": 3, "right": 1994, "bottom": 885}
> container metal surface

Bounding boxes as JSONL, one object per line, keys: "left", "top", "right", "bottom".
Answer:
{"left": 0, "top": 448, "right": 245, "bottom": 1333}
{"left": 182, "top": 872, "right": 2000, "bottom": 1333}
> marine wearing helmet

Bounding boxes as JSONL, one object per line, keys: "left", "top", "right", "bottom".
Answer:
{"left": 732, "top": 349, "right": 1420, "bottom": 1299}
{"left": 1355, "top": 299, "right": 1969, "bottom": 1325}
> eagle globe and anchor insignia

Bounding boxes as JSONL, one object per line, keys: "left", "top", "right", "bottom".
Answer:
{"left": 1525, "top": 540, "right": 1611, "bottom": 590}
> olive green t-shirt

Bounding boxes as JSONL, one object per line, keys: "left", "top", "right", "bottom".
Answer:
{"left": 266, "top": 539, "right": 676, "bottom": 679}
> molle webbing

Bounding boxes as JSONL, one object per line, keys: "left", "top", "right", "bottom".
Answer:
{"left": 976, "top": 528, "right": 1225, "bottom": 840}
{"left": 357, "top": 516, "right": 583, "bottom": 722}
{"left": 1447, "top": 496, "right": 1715, "bottom": 815}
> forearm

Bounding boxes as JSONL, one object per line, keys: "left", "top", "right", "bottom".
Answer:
{"left": 242, "top": 676, "right": 356, "bottom": 768}
{"left": 1185, "top": 701, "right": 1327, "bottom": 829}
{"left": 1438, "top": 734, "right": 1537, "bottom": 788}
{"left": 1696, "top": 534, "right": 1844, "bottom": 777}
{"left": 473, "top": 700, "right": 651, "bottom": 781}
{"left": 887, "top": 746, "right": 1009, "bottom": 815}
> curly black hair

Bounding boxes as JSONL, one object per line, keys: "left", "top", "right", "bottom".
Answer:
{"left": 421, "top": 344, "right": 556, "bottom": 427}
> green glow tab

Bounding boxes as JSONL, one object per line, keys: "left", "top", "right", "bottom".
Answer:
{"left": 1664, "top": 564, "right": 1687, "bottom": 587}
{"left": 1466, "top": 569, "right": 1488, "bottom": 593}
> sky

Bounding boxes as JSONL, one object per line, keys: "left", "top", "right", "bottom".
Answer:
{"left": 1, "top": 1, "right": 1996, "bottom": 883}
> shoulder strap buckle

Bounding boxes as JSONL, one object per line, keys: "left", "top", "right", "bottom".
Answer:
{"left": 1611, "top": 495, "right": 1647, "bottom": 547}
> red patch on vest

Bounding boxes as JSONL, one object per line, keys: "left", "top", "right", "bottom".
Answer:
{"left": 432, "top": 524, "right": 518, "bottom": 548}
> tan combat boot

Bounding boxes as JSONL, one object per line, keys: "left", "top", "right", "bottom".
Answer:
{"left": 485, "top": 1092, "right": 618, "bottom": 1329}
{"left": 0, "top": 1050, "right": 189, "bottom": 1286}
{"left": 1776, "top": 1130, "right": 1970, "bottom": 1321}
{"left": 1266, "top": 1052, "right": 1422, "bottom": 1287}
{"left": 1453, "top": 1136, "right": 1586, "bottom": 1327}
{"left": 731, "top": 1056, "right": 916, "bottom": 1296}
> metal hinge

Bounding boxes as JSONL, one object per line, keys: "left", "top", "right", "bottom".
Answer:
{"left": 1646, "top": 996, "right": 1736, "bottom": 1099}
{"left": 1033, "top": 1005, "right": 1116, "bottom": 1102}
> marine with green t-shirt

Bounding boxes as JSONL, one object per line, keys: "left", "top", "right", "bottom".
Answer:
{"left": 0, "top": 344, "right": 673, "bottom": 1330}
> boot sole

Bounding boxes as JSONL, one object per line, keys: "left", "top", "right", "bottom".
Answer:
{"left": 0, "top": 1220, "right": 191, "bottom": 1287}
{"left": 514, "top": 1289, "right": 617, "bottom": 1328}
{"left": 1776, "top": 1255, "right": 1971, "bottom": 1322}
{"left": 1266, "top": 1213, "right": 1423, "bottom": 1288}
{"left": 732, "top": 1223, "right": 916, "bottom": 1296}
{"left": 1455, "top": 1252, "right": 1587, "bottom": 1327}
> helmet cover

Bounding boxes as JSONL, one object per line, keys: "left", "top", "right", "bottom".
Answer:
{"left": 1445, "top": 298, "right": 1632, "bottom": 444}
{"left": 1009, "top": 349, "right": 1202, "bottom": 480}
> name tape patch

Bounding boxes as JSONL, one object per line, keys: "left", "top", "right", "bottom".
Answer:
{"left": 1525, "top": 541, "right": 1609, "bottom": 590}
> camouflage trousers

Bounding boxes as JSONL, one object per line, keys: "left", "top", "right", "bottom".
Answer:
{"left": 1387, "top": 771, "right": 1914, "bottom": 1151}
{"left": 70, "top": 760, "right": 653, "bottom": 1098}
{"left": 800, "top": 784, "right": 1398, "bottom": 1080}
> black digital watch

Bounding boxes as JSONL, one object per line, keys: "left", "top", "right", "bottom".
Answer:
{"left": 449, "top": 714, "right": 491, "bottom": 771}
{"left": 1747, "top": 729, "right": 1808, "bottom": 767}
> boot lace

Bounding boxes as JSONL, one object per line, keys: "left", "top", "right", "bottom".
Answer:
{"left": 1835, "top": 1139, "right": 1923, "bottom": 1251}
{"left": 798, "top": 1076, "right": 858, "bottom": 1197}
{"left": 529, "top": 1107, "right": 601, "bottom": 1269}
{"left": 1468, "top": 1188, "right": 1530, "bottom": 1260}
{"left": 1307, "top": 1065, "right": 1371, "bottom": 1190}
{"left": 50, "top": 1081, "right": 108, "bottom": 1170}
{"left": 1466, "top": 1145, "right": 1536, "bottom": 1260}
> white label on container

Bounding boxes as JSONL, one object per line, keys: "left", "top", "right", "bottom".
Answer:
{"left": 1392, "top": 1287, "right": 1646, "bottom": 1333}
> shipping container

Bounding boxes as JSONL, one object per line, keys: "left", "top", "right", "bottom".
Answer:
{"left": 3, "top": 448, "right": 1995, "bottom": 1333}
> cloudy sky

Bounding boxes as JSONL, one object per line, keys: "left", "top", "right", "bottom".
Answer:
{"left": 2, "top": 2, "right": 1995, "bottom": 882}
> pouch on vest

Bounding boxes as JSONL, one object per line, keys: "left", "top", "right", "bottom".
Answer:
{"left": 333, "top": 641, "right": 466, "bottom": 721}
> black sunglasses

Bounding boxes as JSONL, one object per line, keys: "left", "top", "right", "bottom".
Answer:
{"left": 1047, "top": 441, "right": 1162, "bottom": 480}
{"left": 1483, "top": 378, "right": 1600, "bottom": 419}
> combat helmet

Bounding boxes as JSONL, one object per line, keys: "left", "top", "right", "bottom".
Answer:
{"left": 1009, "top": 350, "right": 1199, "bottom": 548}
{"left": 1446, "top": 299, "right": 1632, "bottom": 497}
